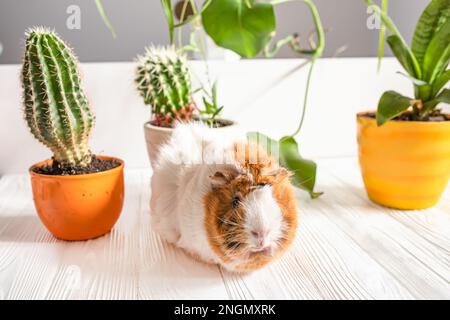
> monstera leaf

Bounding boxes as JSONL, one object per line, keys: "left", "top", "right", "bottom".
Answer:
{"left": 201, "top": 0, "right": 276, "bottom": 57}
{"left": 247, "top": 132, "right": 322, "bottom": 198}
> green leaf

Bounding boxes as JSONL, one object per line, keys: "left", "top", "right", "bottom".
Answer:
{"left": 202, "top": 97, "right": 213, "bottom": 113}
{"left": 396, "top": 71, "right": 428, "bottom": 86}
{"left": 365, "top": 0, "right": 422, "bottom": 78}
{"left": 422, "top": 88, "right": 450, "bottom": 113}
{"left": 423, "top": 19, "right": 450, "bottom": 83}
{"left": 279, "top": 136, "right": 322, "bottom": 199}
{"left": 95, "top": 0, "right": 116, "bottom": 38}
{"left": 422, "top": 99, "right": 439, "bottom": 113}
{"left": 412, "top": 0, "right": 450, "bottom": 67}
{"left": 395, "top": 70, "right": 432, "bottom": 102}
{"left": 212, "top": 106, "right": 224, "bottom": 118}
{"left": 387, "top": 35, "right": 420, "bottom": 78}
{"left": 377, "top": 91, "right": 414, "bottom": 125}
{"left": 436, "top": 88, "right": 450, "bottom": 103}
{"left": 161, "top": 0, "right": 175, "bottom": 44}
{"left": 212, "top": 80, "right": 218, "bottom": 106}
{"left": 432, "top": 69, "right": 450, "bottom": 96}
{"left": 247, "top": 132, "right": 322, "bottom": 198}
{"left": 202, "top": 0, "right": 276, "bottom": 58}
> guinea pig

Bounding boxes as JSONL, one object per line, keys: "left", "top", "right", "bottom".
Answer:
{"left": 150, "top": 123, "right": 298, "bottom": 272}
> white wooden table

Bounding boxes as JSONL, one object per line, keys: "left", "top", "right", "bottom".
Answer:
{"left": 0, "top": 157, "right": 448, "bottom": 300}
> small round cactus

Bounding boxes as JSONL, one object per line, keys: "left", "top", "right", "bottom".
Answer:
{"left": 135, "top": 46, "right": 195, "bottom": 127}
{"left": 21, "top": 27, "right": 94, "bottom": 167}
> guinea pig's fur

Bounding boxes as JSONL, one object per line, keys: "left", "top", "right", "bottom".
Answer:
{"left": 150, "top": 123, "right": 298, "bottom": 272}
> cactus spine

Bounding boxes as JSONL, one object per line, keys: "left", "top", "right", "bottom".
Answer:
{"left": 21, "top": 27, "right": 94, "bottom": 167}
{"left": 135, "top": 46, "right": 194, "bottom": 127}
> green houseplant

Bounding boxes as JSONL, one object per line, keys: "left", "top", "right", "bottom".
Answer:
{"left": 357, "top": 0, "right": 450, "bottom": 209}
{"left": 97, "top": 0, "right": 325, "bottom": 197}
{"left": 23, "top": 27, "right": 125, "bottom": 240}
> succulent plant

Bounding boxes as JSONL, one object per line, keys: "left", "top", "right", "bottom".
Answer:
{"left": 21, "top": 27, "right": 94, "bottom": 167}
{"left": 135, "top": 46, "right": 195, "bottom": 127}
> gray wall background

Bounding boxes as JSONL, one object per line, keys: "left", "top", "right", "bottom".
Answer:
{"left": 0, "top": 0, "right": 430, "bottom": 64}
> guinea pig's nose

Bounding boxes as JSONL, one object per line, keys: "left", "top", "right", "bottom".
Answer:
{"left": 251, "top": 229, "right": 269, "bottom": 245}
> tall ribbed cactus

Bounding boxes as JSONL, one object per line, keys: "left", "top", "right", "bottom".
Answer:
{"left": 135, "top": 46, "right": 194, "bottom": 127}
{"left": 21, "top": 27, "right": 94, "bottom": 167}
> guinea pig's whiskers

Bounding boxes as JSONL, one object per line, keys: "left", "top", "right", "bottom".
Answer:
{"left": 208, "top": 227, "right": 245, "bottom": 242}
{"left": 223, "top": 245, "right": 246, "bottom": 260}
{"left": 274, "top": 237, "right": 287, "bottom": 247}
{"left": 209, "top": 233, "right": 239, "bottom": 241}
{"left": 217, "top": 216, "right": 240, "bottom": 227}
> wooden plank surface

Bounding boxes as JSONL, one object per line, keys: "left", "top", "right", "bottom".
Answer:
{"left": 0, "top": 158, "right": 448, "bottom": 300}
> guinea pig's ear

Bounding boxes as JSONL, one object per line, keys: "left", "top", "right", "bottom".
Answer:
{"left": 261, "top": 165, "right": 292, "bottom": 180}
{"left": 209, "top": 171, "right": 234, "bottom": 189}
{"left": 277, "top": 167, "right": 293, "bottom": 181}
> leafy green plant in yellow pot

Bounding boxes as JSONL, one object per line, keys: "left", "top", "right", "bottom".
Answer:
{"left": 358, "top": 0, "right": 450, "bottom": 209}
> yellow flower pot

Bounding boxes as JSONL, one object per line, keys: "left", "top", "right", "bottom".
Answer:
{"left": 357, "top": 112, "right": 450, "bottom": 210}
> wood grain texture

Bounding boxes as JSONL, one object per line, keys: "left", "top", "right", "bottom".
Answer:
{"left": 0, "top": 159, "right": 449, "bottom": 300}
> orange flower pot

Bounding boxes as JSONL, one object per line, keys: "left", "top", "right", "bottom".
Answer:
{"left": 29, "top": 156, "right": 125, "bottom": 240}
{"left": 357, "top": 112, "right": 450, "bottom": 210}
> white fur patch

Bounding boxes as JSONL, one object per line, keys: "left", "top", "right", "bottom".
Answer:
{"left": 151, "top": 122, "right": 243, "bottom": 264}
{"left": 242, "top": 186, "right": 283, "bottom": 251}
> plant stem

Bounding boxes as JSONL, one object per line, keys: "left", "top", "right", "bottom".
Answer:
{"left": 269, "top": 0, "right": 324, "bottom": 138}
{"left": 178, "top": 0, "right": 190, "bottom": 47}
{"left": 291, "top": 59, "right": 315, "bottom": 137}
{"left": 264, "top": 35, "right": 296, "bottom": 58}
{"left": 174, "top": 0, "right": 212, "bottom": 28}
{"left": 95, "top": 0, "right": 117, "bottom": 38}
{"left": 302, "top": 0, "right": 325, "bottom": 58}
{"left": 188, "top": 0, "right": 214, "bottom": 103}
{"left": 377, "top": 0, "right": 388, "bottom": 72}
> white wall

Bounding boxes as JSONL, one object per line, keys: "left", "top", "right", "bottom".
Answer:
{"left": 3, "top": 58, "right": 447, "bottom": 174}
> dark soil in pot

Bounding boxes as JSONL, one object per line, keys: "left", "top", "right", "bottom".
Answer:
{"left": 33, "top": 155, "right": 121, "bottom": 176}
{"left": 361, "top": 111, "right": 450, "bottom": 122}
{"left": 150, "top": 117, "right": 235, "bottom": 128}
{"left": 204, "top": 118, "right": 235, "bottom": 128}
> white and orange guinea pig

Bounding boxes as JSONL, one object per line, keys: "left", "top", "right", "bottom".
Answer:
{"left": 150, "top": 123, "right": 298, "bottom": 272}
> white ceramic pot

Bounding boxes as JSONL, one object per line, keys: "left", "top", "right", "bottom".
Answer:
{"left": 143, "top": 119, "right": 237, "bottom": 166}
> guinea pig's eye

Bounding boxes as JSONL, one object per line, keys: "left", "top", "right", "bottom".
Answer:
{"left": 257, "top": 182, "right": 268, "bottom": 187}
{"left": 232, "top": 196, "right": 240, "bottom": 208}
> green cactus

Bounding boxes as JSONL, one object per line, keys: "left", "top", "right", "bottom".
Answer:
{"left": 135, "top": 46, "right": 195, "bottom": 127}
{"left": 21, "top": 27, "right": 94, "bottom": 167}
